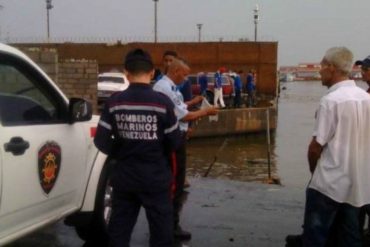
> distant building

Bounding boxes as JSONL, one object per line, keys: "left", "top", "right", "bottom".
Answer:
{"left": 295, "top": 63, "right": 321, "bottom": 81}
{"left": 279, "top": 63, "right": 362, "bottom": 81}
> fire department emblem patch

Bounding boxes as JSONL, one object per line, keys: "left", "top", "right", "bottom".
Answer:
{"left": 38, "top": 142, "right": 61, "bottom": 194}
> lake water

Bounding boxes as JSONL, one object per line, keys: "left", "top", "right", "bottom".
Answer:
{"left": 186, "top": 80, "right": 367, "bottom": 189}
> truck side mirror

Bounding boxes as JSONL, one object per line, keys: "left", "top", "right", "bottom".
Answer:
{"left": 68, "top": 98, "right": 92, "bottom": 124}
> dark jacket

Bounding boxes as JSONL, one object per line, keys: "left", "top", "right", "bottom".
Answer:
{"left": 94, "top": 83, "right": 181, "bottom": 192}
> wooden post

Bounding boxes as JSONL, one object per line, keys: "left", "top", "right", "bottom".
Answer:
{"left": 266, "top": 108, "right": 272, "bottom": 180}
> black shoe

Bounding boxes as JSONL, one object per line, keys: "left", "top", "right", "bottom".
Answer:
{"left": 174, "top": 225, "right": 192, "bottom": 240}
{"left": 285, "top": 234, "right": 302, "bottom": 247}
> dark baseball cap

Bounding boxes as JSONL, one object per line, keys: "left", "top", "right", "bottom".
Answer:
{"left": 355, "top": 55, "right": 370, "bottom": 67}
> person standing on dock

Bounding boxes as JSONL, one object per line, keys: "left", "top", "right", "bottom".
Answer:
{"left": 214, "top": 69, "right": 226, "bottom": 108}
{"left": 94, "top": 48, "right": 181, "bottom": 247}
{"left": 153, "top": 58, "right": 218, "bottom": 241}
{"left": 288, "top": 47, "right": 370, "bottom": 247}
{"left": 246, "top": 70, "right": 256, "bottom": 107}
{"left": 199, "top": 72, "right": 208, "bottom": 97}
{"left": 154, "top": 50, "right": 178, "bottom": 81}
{"left": 156, "top": 50, "right": 194, "bottom": 110}
{"left": 231, "top": 71, "right": 243, "bottom": 108}
{"left": 157, "top": 50, "right": 198, "bottom": 188}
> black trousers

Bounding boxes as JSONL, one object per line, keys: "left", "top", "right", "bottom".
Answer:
{"left": 172, "top": 134, "right": 188, "bottom": 227}
{"left": 233, "top": 89, "right": 241, "bottom": 108}
{"left": 359, "top": 204, "right": 370, "bottom": 231}
{"left": 108, "top": 188, "right": 173, "bottom": 247}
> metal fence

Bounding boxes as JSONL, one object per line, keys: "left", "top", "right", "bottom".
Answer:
{"left": 4, "top": 35, "right": 276, "bottom": 44}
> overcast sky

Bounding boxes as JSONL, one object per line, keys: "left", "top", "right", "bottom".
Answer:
{"left": 1, "top": 0, "right": 368, "bottom": 66}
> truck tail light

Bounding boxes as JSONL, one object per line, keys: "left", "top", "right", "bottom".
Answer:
{"left": 90, "top": 127, "right": 97, "bottom": 137}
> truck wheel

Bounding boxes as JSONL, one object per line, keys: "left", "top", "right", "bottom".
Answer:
{"left": 75, "top": 160, "right": 114, "bottom": 244}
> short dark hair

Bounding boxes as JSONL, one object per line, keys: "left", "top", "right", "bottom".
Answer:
{"left": 124, "top": 48, "right": 154, "bottom": 74}
{"left": 163, "top": 50, "right": 178, "bottom": 58}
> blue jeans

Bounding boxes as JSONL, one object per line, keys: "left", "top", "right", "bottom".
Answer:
{"left": 302, "top": 188, "right": 361, "bottom": 247}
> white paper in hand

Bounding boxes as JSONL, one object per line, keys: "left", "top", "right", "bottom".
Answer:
{"left": 200, "top": 98, "right": 218, "bottom": 122}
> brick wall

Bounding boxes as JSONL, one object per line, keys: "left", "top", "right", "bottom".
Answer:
{"left": 16, "top": 42, "right": 278, "bottom": 97}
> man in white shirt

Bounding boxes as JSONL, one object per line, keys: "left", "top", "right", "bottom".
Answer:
{"left": 289, "top": 47, "right": 370, "bottom": 247}
{"left": 214, "top": 69, "right": 225, "bottom": 108}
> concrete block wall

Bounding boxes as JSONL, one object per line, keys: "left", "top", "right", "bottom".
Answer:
{"left": 20, "top": 47, "right": 58, "bottom": 82}
{"left": 20, "top": 48, "right": 99, "bottom": 114}
{"left": 58, "top": 59, "right": 98, "bottom": 113}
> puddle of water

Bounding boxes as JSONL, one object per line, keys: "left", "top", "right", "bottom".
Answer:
{"left": 187, "top": 80, "right": 368, "bottom": 187}
{"left": 186, "top": 133, "right": 277, "bottom": 183}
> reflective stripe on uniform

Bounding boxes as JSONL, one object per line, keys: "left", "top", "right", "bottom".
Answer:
{"left": 109, "top": 104, "right": 166, "bottom": 114}
{"left": 164, "top": 122, "right": 179, "bottom": 134}
{"left": 98, "top": 120, "right": 112, "bottom": 130}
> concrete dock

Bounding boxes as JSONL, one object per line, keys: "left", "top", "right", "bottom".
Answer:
{"left": 8, "top": 177, "right": 306, "bottom": 247}
{"left": 192, "top": 106, "right": 277, "bottom": 138}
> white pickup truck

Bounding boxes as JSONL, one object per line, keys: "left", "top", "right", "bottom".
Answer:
{"left": 0, "top": 44, "right": 112, "bottom": 245}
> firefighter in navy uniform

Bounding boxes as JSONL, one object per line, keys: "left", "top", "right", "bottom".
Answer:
{"left": 94, "top": 48, "right": 181, "bottom": 247}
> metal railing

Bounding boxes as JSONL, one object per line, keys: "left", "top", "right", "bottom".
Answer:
{"left": 4, "top": 35, "right": 276, "bottom": 44}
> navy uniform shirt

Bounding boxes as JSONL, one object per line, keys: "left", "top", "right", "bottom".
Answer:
{"left": 94, "top": 83, "right": 181, "bottom": 192}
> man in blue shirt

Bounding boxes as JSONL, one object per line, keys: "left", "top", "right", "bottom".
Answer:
{"left": 232, "top": 71, "right": 243, "bottom": 108}
{"left": 154, "top": 50, "right": 178, "bottom": 82}
{"left": 94, "top": 48, "right": 181, "bottom": 247}
{"left": 199, "top": 72, "right": 208, "bottom": 97}
{"left": 246, "top": 70, "right": 256, "bottom": 107}
{"left": 153, "top": 58, "right": 218, "bottom": 241}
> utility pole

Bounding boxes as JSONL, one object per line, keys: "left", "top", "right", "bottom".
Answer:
{"left": 153, "top": 0, "right": 158, "bottom": 43}
{"left": 0, "top": 5, "right": 4, "bottom": 41}
{"left": 253, "top": 4, "right": 259, "bottom": 42}
{"left": 196, "top": 23, "right": 203, "bottom": 42}
{"left": 46, "top": 0, "right": 53, "bottom": 42}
